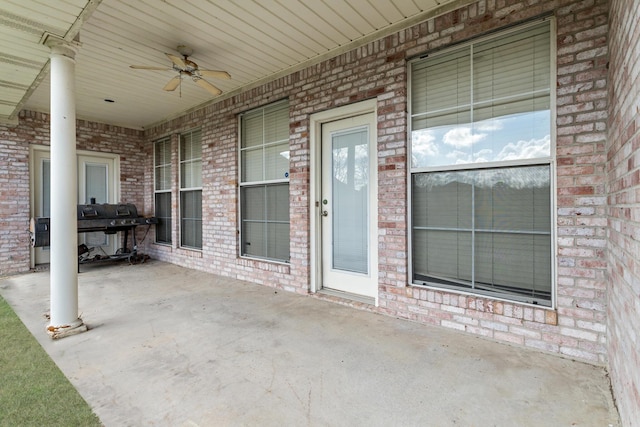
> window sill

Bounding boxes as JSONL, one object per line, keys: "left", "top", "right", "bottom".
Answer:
{"left": 177, "top": 247, "right": 203, "bottom": 258}
{"left": 237, "top": 256, "right": 291, "bottom": 274}
{"left": 152, "top": 241, "right": 172, "bottom": 248}
{"left": 407, "top": 283, "right": 558, "bottom": 326}
{"left": 151, "top": 242, "right": 173, "bottom": 253}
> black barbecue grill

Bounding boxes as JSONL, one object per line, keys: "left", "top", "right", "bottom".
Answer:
{"left": 30, "top": 203, "right": 157, "bottom": 265}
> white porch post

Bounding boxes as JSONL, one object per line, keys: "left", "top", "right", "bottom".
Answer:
{"left": 46, "top": 37, "right": 87, "bottom": 338}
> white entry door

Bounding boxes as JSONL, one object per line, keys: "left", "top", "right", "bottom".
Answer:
{"left": 32, "top": 150, "right": 117, "bottom": 264}
{"left": 320, "top": 113, "right": 378, "bottom": 299}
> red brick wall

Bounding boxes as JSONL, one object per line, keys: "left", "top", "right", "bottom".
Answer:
{"left": 143, "top": 0, "right": 611, "bottom": 363}
{"left": 0, "top": 111, "right": 146, "bottom": 276}
{"left": 607, "top": 0, "right": 640, "bottom": 424}
{"left": 0, "top": 116, "right": 32, "bottom": 274}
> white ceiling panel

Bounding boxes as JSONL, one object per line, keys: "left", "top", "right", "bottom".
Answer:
{"left": 2, "top": 0, "right": 461, "bottom": 129}
{"left": 0, "top": 105, "right": 16, "bottom": 115}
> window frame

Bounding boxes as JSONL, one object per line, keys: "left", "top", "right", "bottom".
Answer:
{"left": 407, "top": 18, "right": 557, "bottom": 308}
{"left": 153, "top": 136, "right": 172, "bottom": 245}
{"left": 179, "top": 129, "right": 203, "bottom": 250}
{"left": 238, "top": 100, "right": 291, "bottom": 263}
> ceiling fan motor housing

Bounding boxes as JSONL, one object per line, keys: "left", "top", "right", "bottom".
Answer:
{"left": 176, "top": 45, "right": 193, "bottom": 57}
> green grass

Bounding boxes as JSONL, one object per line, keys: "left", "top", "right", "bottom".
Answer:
{"left": 0, "top": 294, "right": 102, "bottom": 427}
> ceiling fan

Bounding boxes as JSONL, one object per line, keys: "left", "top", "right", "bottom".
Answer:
{"left": 130, "top": 45, "right": 230, "bottom": 96}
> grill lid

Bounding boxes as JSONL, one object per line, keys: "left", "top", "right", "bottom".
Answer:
{"left": 78, "top": 203, "right": 139, "bottom": 219}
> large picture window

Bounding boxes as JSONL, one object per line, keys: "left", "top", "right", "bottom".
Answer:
{"left": 180, "top": 130, "right": 202, "bottom": 249}
{"left": 409, "top": 20, "right": 554, "bottom": 306}
{"left": 154, "top": 137, "right": 172, "bottom": 244}
{"left": 239, "top": 101, "right": 290, "bottom": 262}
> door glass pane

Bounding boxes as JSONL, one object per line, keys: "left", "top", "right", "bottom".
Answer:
{"left": 85, "top": 163, "right": 107, "bottom": 203}
{"left": 41, "top": 159, "right": 51, "bottom": 251}
{"left": 332, "top": 127, "right": 369, "bottom": 274}
{"left": 42, "top": 159, "right": 50, "bottom": 217}
{"left": 85, "top": 163, "right": 108, "bottom": 246}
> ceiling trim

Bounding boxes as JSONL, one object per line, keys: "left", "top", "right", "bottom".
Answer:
{"left": 64, "top": 0, "right": 102, "bottom": 41}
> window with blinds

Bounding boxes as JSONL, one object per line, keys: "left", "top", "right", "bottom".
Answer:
{"left": 180, "top": 130, "right": 202, "bottom": 249}
{"left": 409, "top": 20, "right": 554, "bottom": 306}
{"left": 239, "top": 101, "right": 290, "bottom": 262}
{"left": 154, "top": 137, "right": 172, "bottom": 244}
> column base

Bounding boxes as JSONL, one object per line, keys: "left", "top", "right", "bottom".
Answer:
{"left": 47, "top": 319, "right": 87, "bottom": 339}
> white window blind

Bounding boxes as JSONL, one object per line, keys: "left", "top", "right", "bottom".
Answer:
{"left": 241, "top": 102, "right": 290, "bottom": 183}
{"left": 180, "top": 130, "right": 202, "bottom": 249}
{"left": 180, "top": 130, "right": 202, "bottom": 189}
{"left": 411, "top": 20, "right": 551, "bottom": 169}
{"left": 409, "top": 20, "right": 553, "bottom": 306}
{"left": 154, "top": 137, "right": 172, "bottom": 244}
{"left": 155, "top": 137, "right": 171, "bottom": 191}
{"left": 240, "top": 101, "right": 290, "bottom": 262}
{"left": 473, "top": 23, "right": 551, "bottom": 122}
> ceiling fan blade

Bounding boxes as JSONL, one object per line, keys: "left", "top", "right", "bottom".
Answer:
{"left": 194, "top": 77, "right": 222, "bottom": 96}
{"left": 129, "top": 65, "right": 172, "bottom": 70}
{"left": 199, "top": 70, "right": 231, "bottom": 79}
{"left": 163, "top": 76, "right": 181, "bottom": 91}
{"left": 166, "top": 53, "right": 186, "bottom": 68}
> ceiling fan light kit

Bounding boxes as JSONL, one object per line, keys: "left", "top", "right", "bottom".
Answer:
{"left": 130, "top": 45, "right": 230, "bottom": 96}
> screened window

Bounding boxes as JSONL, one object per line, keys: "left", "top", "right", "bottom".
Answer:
{"left": 154, "top": 137, "right": 172, "bottom": 244}
{"left": 240, "top": 101, "right": 290, "bottom": 262}
{"left": 410, "top": 20, "right": 553, "bottom": 306}
{"left": 180, "top": 130, "right": 202, "bottom": 249}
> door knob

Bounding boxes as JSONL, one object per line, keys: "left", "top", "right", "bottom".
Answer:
{"left": 321, "top": 210, "right": 328, "bottom": 217}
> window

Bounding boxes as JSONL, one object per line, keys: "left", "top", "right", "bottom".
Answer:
{"left": 409, "top": 20, "right": 553, "bottom": 306}
{"left": 154, "top": 137, "right": 172, "bottom": 244}
{"left": 239, "top": 101, "right": 290, "bottom": 262}
{"left": 180, "top": 130, "right": 202, "bottom": 249}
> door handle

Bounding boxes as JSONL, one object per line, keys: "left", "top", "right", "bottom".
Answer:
{"left": 321, "top": 199, "right": 329, "bottom": 217}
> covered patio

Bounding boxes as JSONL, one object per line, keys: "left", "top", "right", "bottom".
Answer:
{"left": 0, "top": 261, "right": 619, "bottom": 426}
{"left": 2, "top": 0, "right": 640, "bottom": 424}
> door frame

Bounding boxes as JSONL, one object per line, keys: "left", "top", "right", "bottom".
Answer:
{"left": 29, "top": 145, "right": 121, "bottom": 268}
{"left": 309, "top": 99, "right": 378, "bottom": 305}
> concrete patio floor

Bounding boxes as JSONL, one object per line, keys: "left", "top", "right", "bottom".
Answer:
{"left": 0, "top": 260, "right": 619, "bottom": 426}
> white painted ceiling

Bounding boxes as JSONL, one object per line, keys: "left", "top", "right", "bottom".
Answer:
{"left": 2, "top": 0, "right": 459, "bottom": 130}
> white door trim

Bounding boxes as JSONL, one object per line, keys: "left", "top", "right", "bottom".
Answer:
{"left": 309, "top": 99, "right": 378, "bottom": 305}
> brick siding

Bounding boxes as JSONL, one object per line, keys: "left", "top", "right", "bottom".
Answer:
{"left": 607, "top": 0, "right": 640, "bottom": 424}
{"left": 0, "top": 116, "right": 32, "bottom": 274}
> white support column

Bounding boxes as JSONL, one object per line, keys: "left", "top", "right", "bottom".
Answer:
{"left": 46, "top": 37, "right": 87, "bottom": 338}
